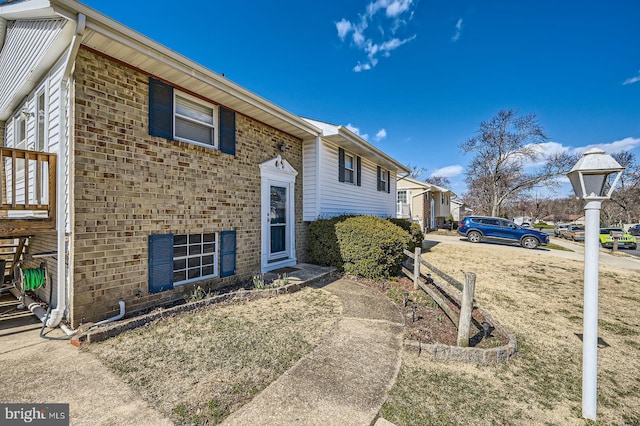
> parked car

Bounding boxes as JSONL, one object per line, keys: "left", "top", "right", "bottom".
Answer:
{"left": 458, "top": 216, "right": 550, "bottom": 249}
{"left": 599, "top": 228, "right": 637, "bottom": 250}
{"left": 628, "top": 224, "right": 640, "bottom": 236}
{"left": 554, "top": 224, "right": 569, "bottom": 237}
{"left": 564, "top": 225, "right": 585, "bottom": 241}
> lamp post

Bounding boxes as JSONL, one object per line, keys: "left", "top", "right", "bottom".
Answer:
{"left": 566, "top": 148, "right": 624, "bottom": 421}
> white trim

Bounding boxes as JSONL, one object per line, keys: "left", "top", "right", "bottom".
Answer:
{"left": 260, "top": 155, "right": 297, "bottom": 273}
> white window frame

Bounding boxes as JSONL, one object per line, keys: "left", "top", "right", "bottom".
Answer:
{"left": 172, "top": 232, "right": 218, "bottom": 286}
{"left": 397, "top": 190, "right": 407, "bottom": 204}
{"left": 14, "top": 113, "right": 27, "bottom": 174}
{"left": 36, "top": 90, "right": 47, "bottom": 152}
{"left": 379, "top": 167, "right": 388, "bottom": 192}
{"left": 173, "top": 91, "right": 218, "bottom": 148}
{"left": 343, "top": 152, "right": 355, "bottom": 184}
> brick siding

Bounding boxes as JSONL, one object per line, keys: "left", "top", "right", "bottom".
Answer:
{"left": 72, "top": 48, "right": 305, "bottom": 326}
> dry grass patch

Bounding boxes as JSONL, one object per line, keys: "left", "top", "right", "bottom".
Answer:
{"left": 382, "top": 242, "right": 640, "bottom": 425}
{"left": 87, "top": 288, "right": 341, "bottom": 425}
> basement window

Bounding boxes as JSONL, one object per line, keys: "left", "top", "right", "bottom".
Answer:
{"left": 173, "top": 233, "right": 218, "bottom": 285}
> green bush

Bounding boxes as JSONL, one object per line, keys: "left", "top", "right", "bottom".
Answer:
{"left": 307, "top": 215, "right": 353, "bottom": 268}
{"left": 335, "top": 216, "right": 410, "bottom": 280}
{"left": 387, "top": 218, "right": 424, "bottom": 251}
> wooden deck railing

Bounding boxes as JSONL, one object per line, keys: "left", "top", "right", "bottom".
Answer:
{"left": 0, "top": 147, "right": 56, "bottom": 236}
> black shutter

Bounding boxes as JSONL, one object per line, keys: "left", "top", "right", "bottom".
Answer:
{"left": 220, "top": 230, "right": 236, "bottom": 277}
{"left": 149, "top": 78, "right": 173, "bottom": 140}
{"left": 387, "top": 170, "right": 391, "bottom": 193}
{"left": 377, "top": 166, "right": 382, "bottom": 191}
{"left": 148, "top": 234, "right": 174, "bottom": 294}
{"left": 338, "top": 148, "right": 345, "bottom": 182}
{"left": 356, "top": 156, "right": 362, "bottom": 186}
{"left": 219, "top": 107, "right": 236, "bottom": 155}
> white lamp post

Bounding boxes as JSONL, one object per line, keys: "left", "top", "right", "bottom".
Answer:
{"left": 566, "top": 148, "right": 624, "bottom": 421}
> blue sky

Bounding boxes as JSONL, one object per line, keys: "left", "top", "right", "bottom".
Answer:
{"left": 81, "top": 0, "right": 640, "bottom": 198}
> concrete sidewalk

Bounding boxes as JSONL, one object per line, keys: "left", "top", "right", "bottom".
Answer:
{"left": 222, "top": 279, "right": 405, "bottom": 426}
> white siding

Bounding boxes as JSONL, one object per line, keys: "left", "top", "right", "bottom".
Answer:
{"left": 302, "top": 139, "right": 318, "bottom": 221}
{"left": 0, "top": 19, "right": 67, "bottom": 116}
{"left": 2, "top": 57, "right": 66, "bottom": 216}
{"left": 314, "top": 141, "right": 396, "bottom": 219}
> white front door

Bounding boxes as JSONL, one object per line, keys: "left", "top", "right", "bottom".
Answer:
{"left": 268, "top": 182, "right": 289, "bottom": 260}
{"left": 260, "top": 156, "right": 297, "bottom": 272}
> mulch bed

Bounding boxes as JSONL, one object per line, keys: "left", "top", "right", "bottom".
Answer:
{"left": 345, "top": 275, "right": 509, "bottom": 349}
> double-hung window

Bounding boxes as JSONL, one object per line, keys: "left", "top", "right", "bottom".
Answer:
{"left": 397, "top": 190, "right": 407, "bottom": 204}
{"left": 174, "top": 94, "right": 217, "bottom": 148}
{"left": 149, "top": 78, "right": 236, "bottom": 155}
{"left": 344, "top": 153, "right": 355, "bottom": 184}
{"left": 338, "top": 147, "right": 361, "bottom": 186}
{"left": 377, "top": 167, "right": 390, "bottom": 193}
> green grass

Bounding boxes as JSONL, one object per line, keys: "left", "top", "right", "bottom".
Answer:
{"left": 546, "top": 242, "right": 574, "bottom": 251}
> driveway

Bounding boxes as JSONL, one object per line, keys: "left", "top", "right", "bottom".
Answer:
{"left": 426, "top": 234, "right": 640, "bottom": 273}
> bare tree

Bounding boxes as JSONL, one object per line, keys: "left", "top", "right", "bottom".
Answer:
{"left": 425, "top": 175, "right": 451, "bottom": 188}
{"left": 607, "top": 151, "right": 640, "bottom": 224}
{"left": 406, "top": 164, "right": 427, "bottom": 180}
{"left": 461, "top": 109, "right": 575, "bottom": 217}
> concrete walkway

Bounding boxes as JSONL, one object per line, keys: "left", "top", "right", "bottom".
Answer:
{"left": 222, "top": 279, "right": 405, "bottom": 426}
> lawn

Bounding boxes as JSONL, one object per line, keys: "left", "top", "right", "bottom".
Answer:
{"left": 87, "top": 241, "right": 639, "bottom": 425}
{"left": 87, "top": 288, "right": 341, "bottom": 425}
{"left": 381, "top": 242, "right": 640, "bottom": 425}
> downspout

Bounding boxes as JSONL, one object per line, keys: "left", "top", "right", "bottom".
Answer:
{"left": 46, "top": 13, "right": 85, "bottom": 328}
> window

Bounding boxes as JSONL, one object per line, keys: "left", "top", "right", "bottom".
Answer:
{"left": 14, "top": 114, "right": 27, "bottom": 174}
{"left": 338, "top": 148, "right": 361, "bottom": 185}
{"left": 148, "top": 78, "right": 236, "bottom": 155}
{"left": 174, "top": 93, "right": 217, "bottom": 147}
{"left": 397, "top": 190, "right": 407, "bottom": 204}
{"left": 377, "top": 166, "right": 390, "bottom": 193}
{"left": 36, "top": 92, "right": 47, "bottom": 152}
{"left": 344, "top": 153, "right": 355, "bottom": 183}
{"left": 173, "top": 233, "right": 218, "bottom": 285}
{"left": 149, "top": 231, "right": 235, "bottom": 294}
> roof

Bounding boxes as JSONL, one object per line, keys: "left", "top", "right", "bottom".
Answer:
{"left": 0, "top": 0, "right": 321, "bottom": 140}
{"left": 396, "top": 176, "right": 456, "bottom": 197}
{"left": 302, "top": 118, "right": 410, "bottom": 174}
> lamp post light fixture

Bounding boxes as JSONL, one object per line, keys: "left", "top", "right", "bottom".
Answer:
{"left": 566, "top": 147, "right": 624, "bottom": 421}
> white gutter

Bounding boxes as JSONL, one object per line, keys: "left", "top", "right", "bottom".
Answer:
{"left": 46, "top": 12, "right": 85, "bottom": 328}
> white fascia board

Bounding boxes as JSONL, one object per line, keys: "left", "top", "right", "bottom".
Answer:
{"left": 0, "top": 0, "right": 54, "bottom": 19}
{"left": 301, "top": 117, "right": 409, "bottom": 174}
{"left": 50, "top": 0, "right": 321, "bottom": 139}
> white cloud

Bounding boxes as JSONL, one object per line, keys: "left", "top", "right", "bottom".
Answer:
{"left": 345, "top": 123, "right": 369, "bottom": 140}
{"left": 451, "top": 18, "right": 463, "bottom": 42}
{"left": 336, "top": 19, "right": 353, "bottom": 40}
{"left": 623, "top": 70, "right": 640, "bottom": 85}
{"left": 579, "top": 137, "right": 640, "bottom": 154}
{"left": 431, "top": 165, "right": 464, "bottom": 178}
{"left": 336, "top": 0, "right": 417, "bottom": 72}
{"left": 375, "top": 128, "right": 387, "bottom": 141}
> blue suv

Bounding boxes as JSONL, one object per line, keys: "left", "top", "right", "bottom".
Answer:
{"left": 458, "top": 216, "right": 549, "bottom": 249}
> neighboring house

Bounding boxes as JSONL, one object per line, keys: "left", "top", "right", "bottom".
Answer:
{"left": 302, "top": 118, "right": 410, "bottom": 220}
{"left": 451, "top": 198, "right": 471, "bottom": 222}
{"left": 0, "top": 0, "right": 408, "bottom": 329}
{"left": 396, "top": 177, "right": 456, "bottom": 232}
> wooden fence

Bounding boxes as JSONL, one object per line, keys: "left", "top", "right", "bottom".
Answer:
{"left": 402, "top": 247, "right": 477, "bottom": 347}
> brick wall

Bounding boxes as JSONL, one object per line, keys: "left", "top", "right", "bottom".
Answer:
{"left": 72, "top": 48, "right": 304, "bottom": 326}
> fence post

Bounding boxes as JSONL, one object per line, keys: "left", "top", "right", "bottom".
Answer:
{"left": 413, "top": 247, "right": 421, "bottom": 290}
{"left": 457, "top": 272, "right": 476, "bottom": 347}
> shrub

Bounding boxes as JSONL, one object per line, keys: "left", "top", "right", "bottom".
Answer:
{"left": 335, "top": 216, "right": 410, "bottom": 280}
{"left": 387, "top": 218, "right": 424, "bottom": 251}
{"left": 307, "top": 215, "right": 353, "bottom": 268}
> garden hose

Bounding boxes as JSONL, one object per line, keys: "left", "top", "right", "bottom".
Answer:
{"left": 22, "top": 268, "right": 46, "bottom": 291}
